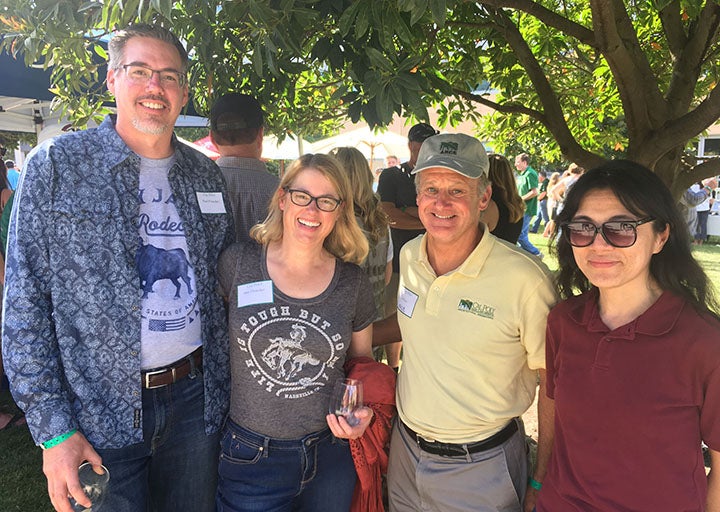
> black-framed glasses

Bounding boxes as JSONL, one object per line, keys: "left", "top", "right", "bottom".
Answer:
{"left": 283, "top": 187, "right": 342, "bottom": 212}
{"left": 562, "top": 217, "right": 655, "bottom": 248}
{"left": 119, "top": 64, "right": 186, "bottom": 88}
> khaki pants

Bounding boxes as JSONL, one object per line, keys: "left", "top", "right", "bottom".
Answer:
{"left": 388, "top": 419, "right": 528, "bottom": 512}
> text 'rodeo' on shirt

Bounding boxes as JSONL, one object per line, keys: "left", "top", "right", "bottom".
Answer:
{"left": 236, "top": 306, "right": 345, "bottom": 399}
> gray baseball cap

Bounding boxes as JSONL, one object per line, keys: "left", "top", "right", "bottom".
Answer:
{"left": 411, "top": 133, "right": 489, "bottom": 178}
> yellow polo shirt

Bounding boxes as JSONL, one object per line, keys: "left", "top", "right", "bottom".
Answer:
{"left": 396, "top": 228, "right": 557, "bottom": 443}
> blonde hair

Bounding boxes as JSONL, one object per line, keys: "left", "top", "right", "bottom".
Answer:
{"left": 330, "top": 147, "right": 389, "bottom": 245}
{"left": 548, "top": 171, "right": 561, "bottom": 187}
{"left": 488, "top": 154, "right": 525, "bottom": 223}
{"left": 250, "top": 153, "right": 369, "bottom": 264}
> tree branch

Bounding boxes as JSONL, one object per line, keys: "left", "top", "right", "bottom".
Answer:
{"left": 635, "top": 81, "right": 720, "bottom": 164}
{"left": 591, "top": 0, "right": 668, "bottom": 144}
{"left": 657, "top": 0, "right": 687, "bottom": 57}
{"left": 665, "top": 2, "right": 720, "bottom": 116}
{"left": 453, "top": 88, "right": 545, "bottom": 119}
{"left": 476, "top": 0, "right": 596, "bottom": 46}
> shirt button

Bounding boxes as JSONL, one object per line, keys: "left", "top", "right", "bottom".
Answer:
{"left": 130, "top": 350, "right": 137, "bottom": 357}
{"left": 132, "top": 391, "right": 139, "bottom": 397}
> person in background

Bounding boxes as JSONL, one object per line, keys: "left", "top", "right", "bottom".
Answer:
{"left": 385, "top": 155, "right": 400, "bottom": 169}
{"left": 215, "top": 153, "right": 376, "bottom": 511}
{"left": 331, "top": 147, "right": 392, "bottom": 322}
{"left": 376, "top": 134, "right": 556, "bottom": 512}
{"left": 537, "top": 160, "right": 720, "bottom": 512}
{"left": 694, "top": 181, "right": 712, "bottom": 245}
{"left": 210, "top": 92, "right": 279, "bottom": 243}
{"left": 484, "top": 153, "right": 525, "bottom": 244}
{"left": 680, "top": 178, "right": 717, "bottom": 243}
{"left": 530, "top": 170, "right": 549, "bottom": 233}
{"left": 2, "top": 24, "right": 233, "bottom": 512}
{"left": 514, "top": 153, "right": 542, "bottom": 257}
{"left": 4, "top": 160, "right": 20, "bottom": 191}
{"left": 377, "top": 122, "right": 438, "bottom": 372}
{"left": 542, "top": 172, "right": 562, "bottom": 238}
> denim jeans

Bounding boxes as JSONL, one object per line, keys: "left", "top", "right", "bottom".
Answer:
{"left": 530, "top": 199, "right": 549, "bottom": 233}
{"left": 517, "top": 213, "right": 540, "bottom": 255}
{"left": 94, "top": 370, "right": 219, "bottom": 512}
{"left": 216, "top": 418, "right": 357, "bottom": 512}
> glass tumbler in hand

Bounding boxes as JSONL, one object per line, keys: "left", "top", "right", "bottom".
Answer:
{"left": 329, "top": 378, "right": 363, "bottom": 427}
{"left": 69, "top": 462, "right": 110, "bottom": 511}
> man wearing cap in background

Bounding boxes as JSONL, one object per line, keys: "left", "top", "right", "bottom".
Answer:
{"left": 375, "top": 133, "right": 556, "bottom": 512}
{"left": 376, "top": 122, "right": 438, "bottom": 372}
{"left": 210, "top": 92, "right": 279, "bottom": 243}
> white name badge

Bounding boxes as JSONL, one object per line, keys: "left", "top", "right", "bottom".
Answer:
{"left": 196, "top": 192, "right": 227, "bottom": 214}
{"left": 237, "top": 280, "right": 274, "bottom": 308}
{"left": 397, "top": 286, "right": 419, "bottom": 318}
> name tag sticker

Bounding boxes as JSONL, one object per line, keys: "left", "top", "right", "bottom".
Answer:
{"left": 237, "top": 280, "right": 274, "bottom": 308}
{"left": 397, "top": 287, "right": 418, "bottom": 318}
{"left": 196, "top": 192, "right": 226, "bottom": 214}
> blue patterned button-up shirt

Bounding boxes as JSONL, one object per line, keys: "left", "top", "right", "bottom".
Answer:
{"left": 2, "top": 116, "right": 233, "bottom": 448}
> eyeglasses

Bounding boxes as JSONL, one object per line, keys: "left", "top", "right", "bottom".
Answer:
{"left": 119, "top": 64, "right": 186, "bottom": 88}
{"left": 283, "top": 188, "right": 342, "bottom": 212}
{"left": 562, "top": 217, "right": 655, "bottom": 248}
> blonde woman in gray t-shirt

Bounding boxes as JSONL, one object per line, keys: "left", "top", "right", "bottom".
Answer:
{"left": 216, "top": 153, "right": 377, "bottom": 512}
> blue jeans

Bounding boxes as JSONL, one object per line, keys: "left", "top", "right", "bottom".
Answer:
{"left": 530, "top": 200, "right": 548, "bottom": 233}
{"left": 216, "top": 418, "right": 357, "bottom": 512}
{"left": 94, "top": 370, "right": 219, "bottom": 512}
{"left": 517, "top": 214, "right": 540, "bottom": 255}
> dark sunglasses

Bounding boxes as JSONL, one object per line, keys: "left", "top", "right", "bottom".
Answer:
{"left": 562, "top": 217, "right": 655, "bottom": 248}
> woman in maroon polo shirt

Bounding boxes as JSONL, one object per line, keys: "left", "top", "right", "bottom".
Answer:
{"left": 536, "top": 160, "right": 720, "bottom": 512}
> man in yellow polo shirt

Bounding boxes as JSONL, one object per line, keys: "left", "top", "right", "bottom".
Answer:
{"left": 380, "top": 133, "right": 557, "bottom": 512}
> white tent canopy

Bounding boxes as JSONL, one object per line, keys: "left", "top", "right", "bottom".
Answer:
{"left": 309, "top": 126, "right": 409, "bottom": 165}
{"left": 263, "top": 134, "right": 310, "bottom": 160}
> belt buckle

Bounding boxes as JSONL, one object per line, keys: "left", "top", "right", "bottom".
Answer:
{"left": 143, "top": 368, "right": 170, "bottom": 389}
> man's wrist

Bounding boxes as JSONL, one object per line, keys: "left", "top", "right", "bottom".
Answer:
{"left": 40, "top": 429, "right": 77, "bottom": 450}
{"left": 528, "top": 477, "right": 543, "bottom": 490}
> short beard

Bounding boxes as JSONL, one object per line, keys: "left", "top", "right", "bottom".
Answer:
{"left": 131, "top": 117, "right": 169, "bottom": 135}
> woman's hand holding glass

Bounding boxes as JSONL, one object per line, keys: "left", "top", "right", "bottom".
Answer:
{"left": 326, "top": 378, "right": 373, "bottom": 439}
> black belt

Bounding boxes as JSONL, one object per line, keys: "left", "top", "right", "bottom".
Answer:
{"left": 141, "top": 347, "right": 202, "bottom": 389}
{"left": 402, "top": 419, "right": 518, "bottom": 457}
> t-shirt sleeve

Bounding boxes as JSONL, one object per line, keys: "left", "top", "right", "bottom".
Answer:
{"left": 701, "top": 364, "right": 720, "bottom": 450}
{"left": 545, "top": 315, "right": 559, "bottom": 400}
{"left": 520, "top": 268, "right": 557, "bottom": 370}
{"left": 217, "top": 242, "right": 244, "bottom": 298}
{"left": 353, "top": 267, "right": 377, "bottom": 331}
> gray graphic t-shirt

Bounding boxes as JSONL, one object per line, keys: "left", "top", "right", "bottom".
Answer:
{"left": 218, "top": 242, "right": 376, "bottom": 439}
{"left": 137, "top": 156, "right": 202, "bottom": 369}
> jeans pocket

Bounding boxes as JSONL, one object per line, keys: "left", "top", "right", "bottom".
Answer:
{"left": 219, "top": 429, "right": 264, "bottom": 465}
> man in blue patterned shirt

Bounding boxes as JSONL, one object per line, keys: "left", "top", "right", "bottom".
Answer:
{"left": 2, "top": 24, "right": 233, "bottom": 512}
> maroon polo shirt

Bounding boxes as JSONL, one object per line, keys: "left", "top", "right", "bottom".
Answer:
{"left": 537, "top": 290, "right": 720, "bottom": 512}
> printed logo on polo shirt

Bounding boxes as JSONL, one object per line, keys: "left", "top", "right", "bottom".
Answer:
{"left": 235, "top": 306, "right": 344, "bottom": 399}
{"left": 439, "top": 142, "right": 459, "bottom": 154}
{"left": 458, "top": 299, "right": 495, "bottom": 319}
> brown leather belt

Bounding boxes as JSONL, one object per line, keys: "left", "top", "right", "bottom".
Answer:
{"left": 142, "top": 347, "right": 203, "bottom": 389}
{"left": 402, "top": 418, "right": 518, "bottom": 457}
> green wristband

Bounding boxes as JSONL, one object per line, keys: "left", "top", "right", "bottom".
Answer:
{"left": 528, "top": 477, "right": 543, "bottom": 491}
{"left": 40, "top": 429, "right": 77, "bottom": 450}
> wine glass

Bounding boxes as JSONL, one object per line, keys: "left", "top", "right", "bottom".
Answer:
{"left": 328, "top": 378, "right": 363, "bottom": 427}
{"left": 69, "top": 462, "right": 110, "bottom": 511}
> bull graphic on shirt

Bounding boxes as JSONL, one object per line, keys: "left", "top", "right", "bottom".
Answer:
{"left": 136, "top": 242, "right": 193, "bottom": 299}
{"left": 262, "top": 323, "right": 320, "bottom": 379}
